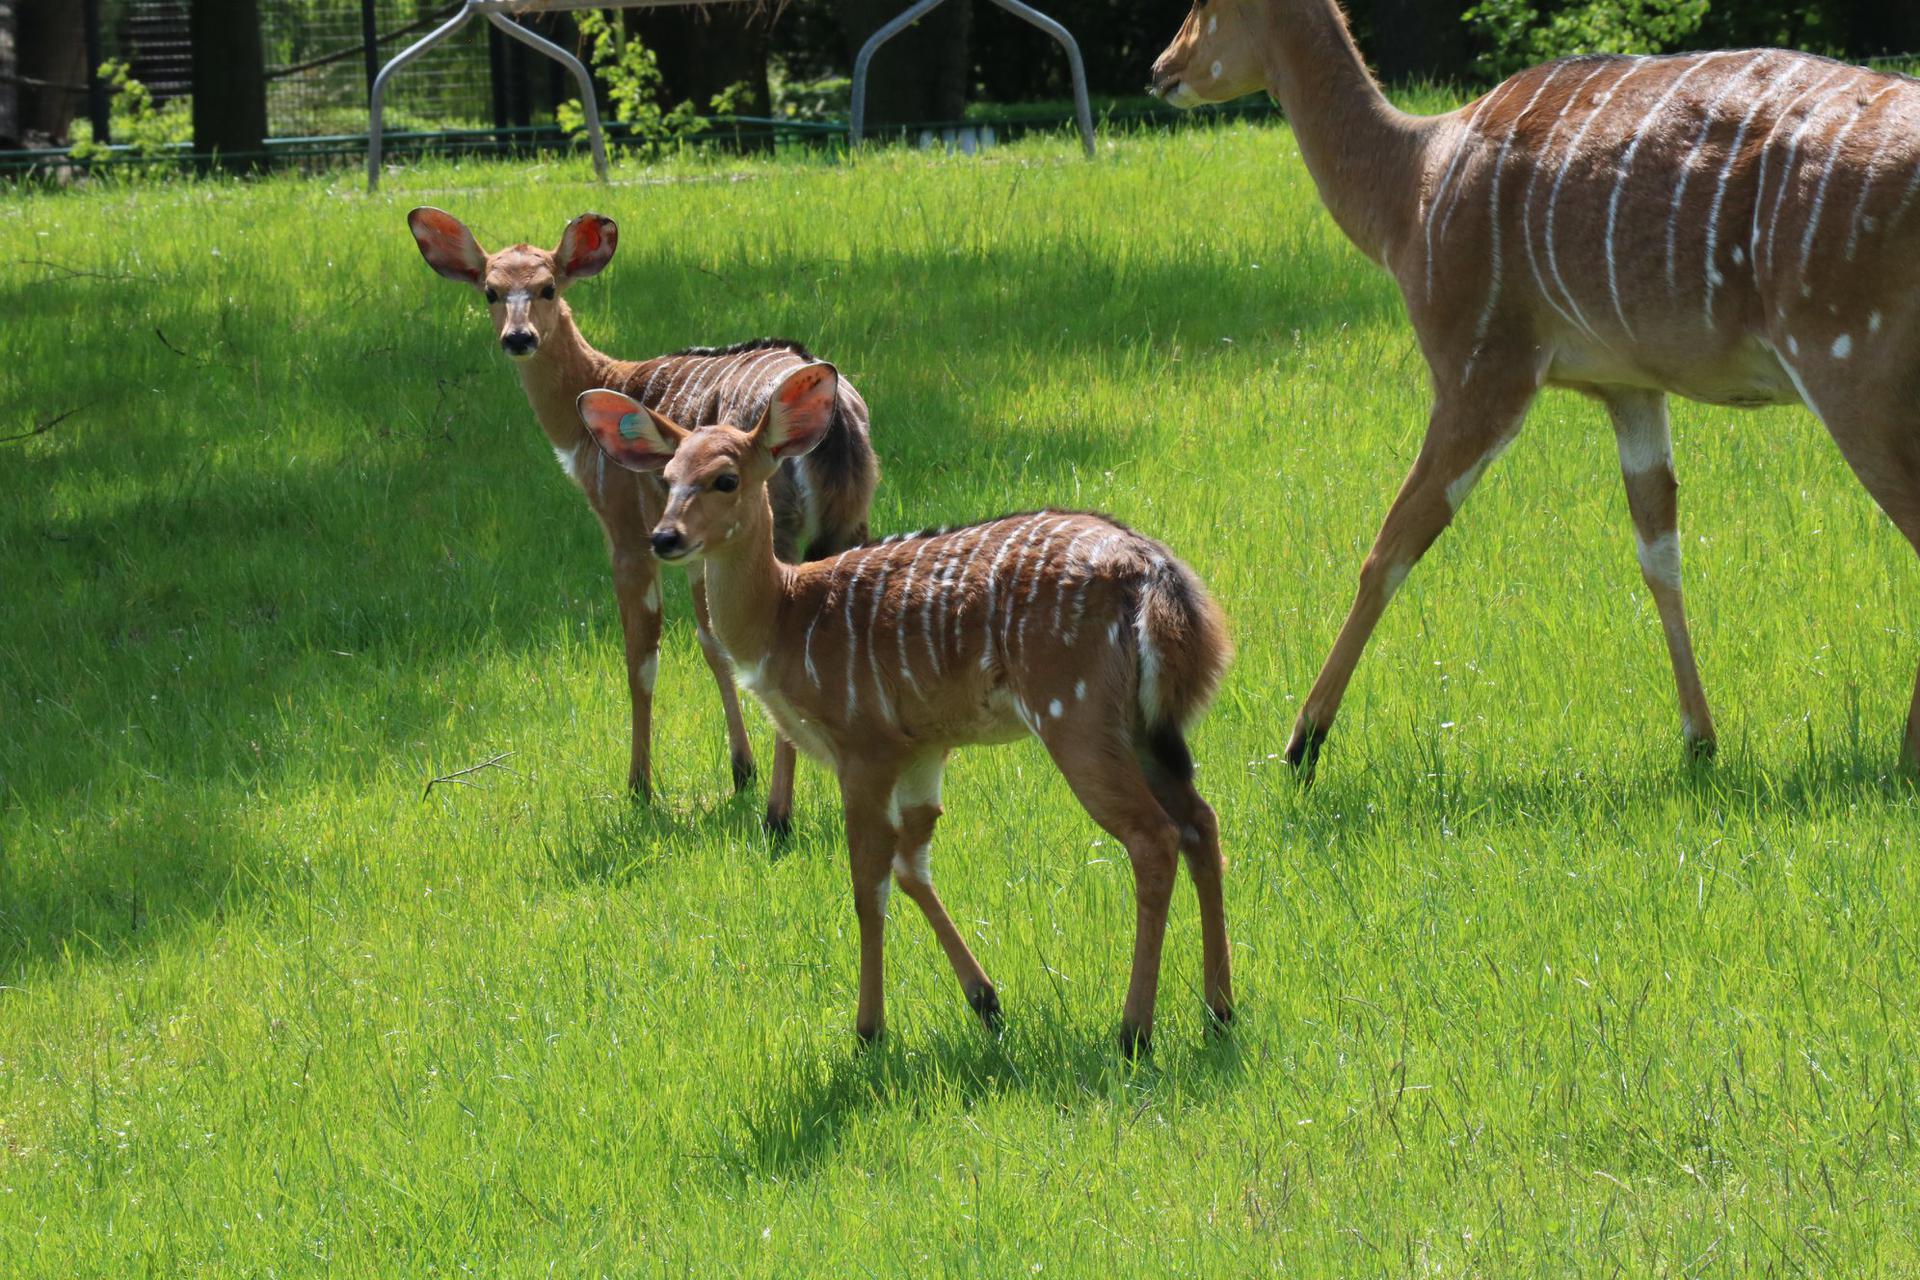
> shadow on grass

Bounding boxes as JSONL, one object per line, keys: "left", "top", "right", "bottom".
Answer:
{"left": 720, "top": 1012, "right": 1249, "bottom": 1184}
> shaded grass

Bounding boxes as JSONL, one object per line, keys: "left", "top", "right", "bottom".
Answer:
{"left": 2, "top": 122, "right": 1919, "bottom": 1275}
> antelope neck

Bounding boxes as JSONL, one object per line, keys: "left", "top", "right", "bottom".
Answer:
{"left": 1256, "top": 0, "right": 1427, "bottom": 263}
{"left": 511, "top": 303, "right": 622, "bottom": 451}
{"left": 697, "top": 484, "right": 794, "bottom": 670}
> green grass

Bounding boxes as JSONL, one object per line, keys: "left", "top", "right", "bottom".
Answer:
{"left": 3, "top": 124, "right": 1919, "bottom": 1276}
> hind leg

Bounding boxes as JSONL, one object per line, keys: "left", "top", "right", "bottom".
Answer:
{"left": 1793, "top": 369, "right": 1920, "bottom": 775}
{"left": 1034, "top": 715, "right": 1183, "bottom": 1056}
{"left": 1142, "top": 762, "right": 1233, "bottom": 1029}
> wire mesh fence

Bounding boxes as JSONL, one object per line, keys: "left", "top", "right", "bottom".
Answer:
{"left": 264, "top": 1, "right": 491, "bottom": 138}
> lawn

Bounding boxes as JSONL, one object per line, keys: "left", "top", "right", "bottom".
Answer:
{"left": 3, "top": 121, "right": 1919, "bottom": 1276}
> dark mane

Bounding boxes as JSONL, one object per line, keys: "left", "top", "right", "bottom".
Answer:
{"left": 669, "top": 337, "right": 816, "bottom": 360}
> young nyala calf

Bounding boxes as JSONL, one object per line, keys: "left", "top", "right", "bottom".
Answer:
{"left": 576, "top": 362, "right": 1233, "bottom": 1054}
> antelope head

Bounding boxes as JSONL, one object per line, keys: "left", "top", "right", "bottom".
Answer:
{"left": 577, "top": 362, "right": 842, "bottom": 564}
{"left": 407, "top": 207, "right": 618, "bottom": 360}
{"left": 1149, "top": 0, "right": 1269, "bottom": 108}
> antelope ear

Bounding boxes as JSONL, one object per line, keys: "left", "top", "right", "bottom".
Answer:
{"left": 578, "top": 388, "right": 684, "bottom": 472}
{"left": 408, "top": 207, "right": 488, "bottom": 287}
{"left": 753, "top": 362, "right": 839, "bottom": 460}
{"left": 556, "top": 213, "right": 618, "bottom": 281}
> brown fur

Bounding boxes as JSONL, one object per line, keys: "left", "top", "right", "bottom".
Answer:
{"left": 577, "top": 366, "right": 1234, "bottom": 1054}
{"left": 1154, "top": 2, "right": 1920, "bottom": 776}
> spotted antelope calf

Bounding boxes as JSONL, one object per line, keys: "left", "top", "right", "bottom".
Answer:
{"left": 408, "top": 208, "right": 877, "bottom": 830}
{"left": 1155, "top": 0, "right": 1920, "bottom": 777}
{"left": 576, "top": 363, "right": 1233, "bottom": 1054}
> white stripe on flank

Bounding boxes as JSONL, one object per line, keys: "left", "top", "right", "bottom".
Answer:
{"left": 1049, "top": 527, "right": 1102, "bottom": 635}
{"left": 979, "top": 515, "right": 1048, "bottom": 671}
{"left": 864, "top": 558, "right": 896, "bottom": 727}
{"left": 1799, "top": 83, "right": 1901, "bottom": 278}
{"left": 1758, "top": 73, "right": 1862, "bottom": 278}
{"left": 1665, "top": 53, "right": 1772, "bottom": 292}
{"left": 729, "top": 350, "right": 789, "bottom": 417}
{"left": 1063, "top": 531, "right": 1123, "bottom": 644}
{"left": 1464, "top": 62, "right": 1574, "bottom": 382}
{"left": 1523, "top": 61, "right": 1618, "bottom": 334}
{"left": 842, "top": 548, "right": 870, "bottom": 720}
{"left": 896, "top": 536, "right": 935, "bottom": 700}
{"left": 1546, "top": 58, "right": 1649, "bottom": 339}
{"left": 918, "top": 534, "right": 955, "bottom": 678}
{"left": 639, "top": 361, "right": 670, "bottom": 403}
{"left": 1745, "top": 68, "right": 1853, "bottom": 282}
{"left": 940, "top": 523, "right": 994, "bottom": 661}
{"left": 805, "top": 549, "right": 855, "bottom": 687}
{"left": 1704, "top": 63, "right": 1816, "bottom": 326}
{"left": 1605, "top": 54, "right": 1728, "bottom": 339}
{"left": 1889, "top": 150, "right": 1920, "bottom": 234}
{"left": 1007, "top": 516, "right": 1073, "bottom": 656}
{"left": 1425, "top": 82, "right": 1517, "bottom": 300}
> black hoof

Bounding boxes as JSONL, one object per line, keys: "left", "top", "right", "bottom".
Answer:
{"left": 1117, "top": 1022, "right": 1151, "bottom": 1061}
{"left": 731, "top": 753, "right": 756, "bottom": 792}
{"left": 1205, "top": 1003, "right": 1235, "bottom": 1039}
{"left": 856, "top": 1023, "right": 883, "bottom": 1047}
{"left": 968, "top": 984, "right": 1003, "bottom": 1033}
{"left": 1284, "top": 723, "right": 1327, "bottom": 782}
{"left": 627, "top": 776, "right": 652, "bottom": 803}
{"left": 762, "top": 810, "right": 792, "bottom": 842}
{"left": 1684, "top": 734, "right": 1717, "bottom": 762}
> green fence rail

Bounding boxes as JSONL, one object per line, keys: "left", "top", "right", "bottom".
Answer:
{"left": 0, "top": 97, "right": 1290, "bottom": 178}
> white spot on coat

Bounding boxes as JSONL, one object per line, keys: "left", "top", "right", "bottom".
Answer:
{"left": 1049, "top": 699, "right": 1063, "bottom": 718}
{"left": 1209, "top": 60, "right": 1223, "bottom": 80}
{"left": 1074, "top": 679, "right": 1087, "bottom": 701}
{"left": 642, "top": 580, "right": 660, "bottom": 613}
{"left": 638, "top": 653, "right": 658, "bottom": 693}
{"left": 1831, "top": 333, "right": 1853, "bottom": 359}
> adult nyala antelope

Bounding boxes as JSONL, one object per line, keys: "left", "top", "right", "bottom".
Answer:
{"left": 575, "top": 364, "right": 1233, "bottom": 1054}
{"left": 1153, "top": 1, "right": 1920, "bottom": 777}
{"left": 407, "top": 208, "right": 878, "bottom": 830}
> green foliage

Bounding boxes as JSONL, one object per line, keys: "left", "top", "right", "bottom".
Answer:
{"left": 557, "top": 9, "right": 701, "bottom": 156}
{"left": 1463, "top": 0, "right": 1710, "bottom": 78}
{"left": 67, "top": 60, "right": 193, "bottom": 172}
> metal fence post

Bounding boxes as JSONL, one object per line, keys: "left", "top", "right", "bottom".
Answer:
{"left": 851, "top": 0, "right": 1094, "bottom": 158}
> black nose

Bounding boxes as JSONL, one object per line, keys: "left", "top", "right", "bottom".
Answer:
{"left": 502, "top": 330, "right": 537, "bottom": 356}
{"left": 651, "top": 529, "right": 685, "bottom": 558}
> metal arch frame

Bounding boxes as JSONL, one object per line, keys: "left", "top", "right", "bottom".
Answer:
{"left": 850, "top": 0, "right": 1094, "bottom": 158}
{"left": 371, "top": 0, "right": 725, "bottom": 193}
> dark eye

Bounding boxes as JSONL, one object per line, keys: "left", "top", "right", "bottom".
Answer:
{"left": 484, "top": 287, "right": 499, "bottom": 304}
{"left": 712, "top": 474, "right": 739, "bottom": 493}
{"left": 541, "top": 285, "right": 556, "bottom": 300}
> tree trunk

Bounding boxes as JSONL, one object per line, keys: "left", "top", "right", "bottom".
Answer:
{"left": 189, "top": 0, "right": 268, "bottom": 173}
{"left": 15, "top": 0, "right": 85, "bottom": 144}
{"left": 844, "top": 0, "right": 971, "bottom": 129}
{"left": 0, "top": 0, "right": 17, "bottom": 148}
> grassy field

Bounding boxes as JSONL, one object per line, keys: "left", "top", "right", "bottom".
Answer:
{"left": 4, "top": 121, "right": 1919, "bottom": 1276}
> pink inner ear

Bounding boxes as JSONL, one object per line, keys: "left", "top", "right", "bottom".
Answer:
{"left": 566, "top": 220, "right": 603, "bottom": 274}
{"left": 779, "top": 370, "right": 824, "bottom": 409}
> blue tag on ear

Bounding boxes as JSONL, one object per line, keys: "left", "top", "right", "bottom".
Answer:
{"left": 619, "top": 411, "right": 647, "bottom": 441}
